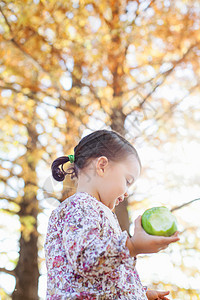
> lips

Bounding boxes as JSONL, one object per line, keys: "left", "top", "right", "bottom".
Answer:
{"left": 118, "top": 197, "right": 124, "bottom": 202}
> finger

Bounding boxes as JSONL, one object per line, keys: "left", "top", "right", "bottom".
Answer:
{"left": 159, "top": 290, "right": 170, "bottom": 294}
{"left": 167, "top": 235, "right": 180, "bottom": 243}
{"left": 159, "top": 235, "right": 180, "bottom": 245}
{"left": 158, "top": 245, "right": 168, "bottom": 251}
{"left": 172, "top": 231, "right": 180, "bottom": 238}
{"left": 158, "top": 291, "right": 170, "bottom": 296}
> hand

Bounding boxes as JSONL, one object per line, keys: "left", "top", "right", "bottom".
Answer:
{"left": 146, "top": 289, "right": 170, "bottom": 300}
{"left": 130, "top": 215, "right": 180, "bottom": 256}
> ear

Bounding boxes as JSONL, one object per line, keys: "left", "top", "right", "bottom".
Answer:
{"left": 96, "top": 156, "right": 109, "bottom": 177}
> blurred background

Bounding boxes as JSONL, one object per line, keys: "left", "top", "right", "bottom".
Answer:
{"left": 0, "top": 0, "right": 200, "bottom": 299}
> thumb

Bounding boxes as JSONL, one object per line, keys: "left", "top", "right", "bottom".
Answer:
{"left": 134, "top": 215, "right": 142, "bottom": 228}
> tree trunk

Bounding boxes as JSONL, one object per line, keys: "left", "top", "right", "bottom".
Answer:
{"left": 106, "top": 1, "right": 132, "bottom": 236}
{"left": 112, "top": 112, "right": 132, "bottom": 236}
{"left": 12, "top": 121, "right": 40, "bottom": 300}
{"left": 12, "top": 221, "right": 39, "bottom": 300}
{"left": 115, "top": 198, "right": 131, "bottom": 237}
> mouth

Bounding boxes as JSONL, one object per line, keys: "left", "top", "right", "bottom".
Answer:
{"left": 118, "top": 197, "right": 124, "bottom": 202}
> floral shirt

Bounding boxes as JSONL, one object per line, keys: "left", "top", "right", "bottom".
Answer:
{"left": 44, "top": 191, "right": 148, "bottom": 299}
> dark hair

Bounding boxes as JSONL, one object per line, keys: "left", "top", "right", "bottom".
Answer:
{"left": 51, "top": 129, "right": 141, "bottom": 182}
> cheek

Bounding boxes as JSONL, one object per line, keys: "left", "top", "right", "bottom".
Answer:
{"left": 116, "top": 172, "right": 126, "bottom": 192}
{"left": 106, "top": 168, "right": 125, "bottom": 195}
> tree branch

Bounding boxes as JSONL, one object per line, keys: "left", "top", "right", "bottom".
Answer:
{"left": 92, "top": 3, "right": 112, "bottom": 28}
{"left": 171, "top": 198, "right": 200, "bottom": 212}
{"left": 0, "top": 195, "right": 21, "bottom": 205}
{"left": 0, "top": 208, "right": 19, "bottom": 215}
{"left": 0, "top": 267, "right": 15, "bottom": 276}
{"left": 0, "top": 176, "right": 19, "bottom": 194}
{"left": 0, "top": 6, "right": 13, "bottom": 34}
{"left": 154, "top": 81, "right": 200, "bottom": 124}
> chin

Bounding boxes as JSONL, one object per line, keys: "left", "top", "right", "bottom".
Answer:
{"left": 110, "top": 204, "right": 115, "bottom": 210}
{"left": 108, "top": 203, "right": 114, "bottom": 210}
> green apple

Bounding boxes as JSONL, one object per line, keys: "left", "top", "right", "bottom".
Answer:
{"left": 141, "top": 206, "right": 178, "bottom": 237}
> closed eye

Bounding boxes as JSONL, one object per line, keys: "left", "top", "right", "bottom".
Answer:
{"left": 126, "top": 178, "right": 134, "bottom": 186}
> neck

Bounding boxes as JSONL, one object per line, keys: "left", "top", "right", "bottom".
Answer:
{"left": 76, "top": 184, "right": 101, "bottom": 203}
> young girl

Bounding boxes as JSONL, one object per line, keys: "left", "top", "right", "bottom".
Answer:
{"left": 44, "top": 129, "right": 180, "bottom": 300}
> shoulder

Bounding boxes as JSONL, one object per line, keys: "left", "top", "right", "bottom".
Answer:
{"left": 70, "top": 192, "right": 107, "bottom": 216}
{"left": 51, "top": 192, "right": 104, "bottom": 222}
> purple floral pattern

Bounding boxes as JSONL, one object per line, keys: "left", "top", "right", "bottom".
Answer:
{"left": 44, "top": 192, "right": 148, "bottom": 299}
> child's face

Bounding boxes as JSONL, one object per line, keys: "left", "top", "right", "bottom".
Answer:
{"left": 96, "top": 154, "right": 141, "bottom": 210}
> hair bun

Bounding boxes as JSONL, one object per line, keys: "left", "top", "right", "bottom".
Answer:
{"left": 52, "top": 167, "right": 66, "bottom": 182}
{"left": 51, "top": 156, "right": 69, "bottom": 182}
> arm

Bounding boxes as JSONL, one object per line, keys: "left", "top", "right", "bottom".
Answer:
{"left": 62, "top": 202, "right": 135, "bottom": 277}
{"left": 125, "top": 214, "right": 180, "bottom": 297}
{"left": 126, "top": 235, "right": 137, "bottom": 257}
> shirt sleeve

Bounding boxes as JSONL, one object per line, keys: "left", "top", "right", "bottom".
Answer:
{"left": 143, "top": 285, "right": 148, "bottom": 293}
{"left": 62, "top": 200, "right": 136, "bottom": 276}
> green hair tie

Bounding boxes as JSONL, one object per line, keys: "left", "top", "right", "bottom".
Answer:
{"left": 68, "top": 154, "right": 75, "bottom": 163}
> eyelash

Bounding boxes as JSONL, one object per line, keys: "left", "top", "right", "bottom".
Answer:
{"left": 126, "top": 179, "right": 131, "bottom": 186}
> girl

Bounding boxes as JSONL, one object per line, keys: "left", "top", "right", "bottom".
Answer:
{"left": 44, "top": 129, "right": 180, "bottom": 300}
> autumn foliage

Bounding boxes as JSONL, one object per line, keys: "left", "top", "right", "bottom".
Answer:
{"left": 0, "top": 0, "right": 200, "bottom": 299}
